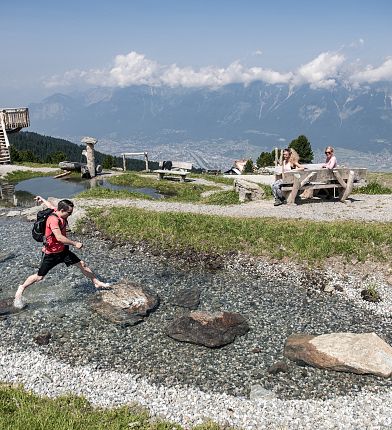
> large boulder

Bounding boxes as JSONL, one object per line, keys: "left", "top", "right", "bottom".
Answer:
{"left": 234, "top": 179, "right": 265, "bottom": 202}
{"left": 166, "top": 310, "right": 249, "bottom": 348}
{"left": 284, "top": 332, "right": 392, "bottom": 377}
{"left": 90, "top": 280, "right": 159, "bottom": 326}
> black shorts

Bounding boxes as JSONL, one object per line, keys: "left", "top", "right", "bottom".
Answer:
{"left": 38, "top": 248, "right": 81, "bottom": 277}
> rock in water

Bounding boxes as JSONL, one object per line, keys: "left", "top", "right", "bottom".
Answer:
{"left": 166, "top": 310, "right": 249, "bottom": 348}
{"left": 284, "top": 332, "right": 392, "bottom": 377}
{"left": 90, "top": 280, "right": 159, "bottom": 326}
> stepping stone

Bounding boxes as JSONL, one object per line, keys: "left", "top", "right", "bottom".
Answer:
{"left": 90, "top": 280, "right": 159, "bottom": 326}
{"left": 166, "top": 310, "right": 249, "bottom": 348}
{"left": 284, "top": 332, "right": 392, "bottom": 378}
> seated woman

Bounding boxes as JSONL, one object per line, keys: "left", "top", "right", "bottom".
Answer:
{"left": 271, "top": 148, "right": 304, "bottom": 206}
{"left": 322, "top": 146, "right": 337, "bottom": 169}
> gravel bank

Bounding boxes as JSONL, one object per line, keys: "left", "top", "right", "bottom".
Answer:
{"left": 1, "top": 213, "right": 392, "bottom": 429}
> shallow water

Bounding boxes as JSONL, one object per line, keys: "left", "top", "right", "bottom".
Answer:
{"left": 1, "top": 216, "right": 392, "bottom": 400}
{"left": 1, "top": 176, "right": 162, "bottom": 207}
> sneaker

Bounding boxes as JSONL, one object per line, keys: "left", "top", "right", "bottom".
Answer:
{"left": 274, "top": 199, "right": 283, "bottom": 206}
{"left": 13, "top": 296, "right": 26, "bottom": 309}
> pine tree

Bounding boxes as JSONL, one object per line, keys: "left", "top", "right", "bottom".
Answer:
{"left": 289, "top": 135, "right": 314, "bottom": 163}
{"left": 243, "top": 159, "right": 254, "bottom": 173}
{"left": 256, "top": 152, "right": 274, "bottom": 168}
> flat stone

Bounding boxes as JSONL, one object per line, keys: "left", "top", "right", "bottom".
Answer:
{"left": 284, "top": 332, "right": 392, "bottom": 377}
{"left": 90, "top": 280, "right": 159, "bottom": 326}
{"left": 166, "top": 310, "right": 249, "bottom": 348}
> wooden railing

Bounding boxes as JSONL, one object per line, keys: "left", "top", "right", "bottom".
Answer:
{"left": 0, "top": 108, "right": 30, "bottom": 130}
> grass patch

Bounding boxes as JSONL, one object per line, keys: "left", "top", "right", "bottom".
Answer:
{"left": 189, "top": 173, "right": 235, "bottom": 186}
{"left": 367, "top": 172, "right": 392, "bottom": 188}
{"left": 0, "top": 384, "right": 223, "bottom": 430}
{"left": 353, "top": 180, "right": 392, "bottom": 195}
{"left": 14, "top": 162, "right": 59, "bottom": 168}
{"left": 108, "top": 173, "right": 217, "bottom": 202}
{"left": 3, "top": 170, "right": 61, "bottom": 183}
{"left": 201, "top": 190, "right": 240, "bottom": 205}
{"left": 76, "top": 187, "right": 153, "bottom": 200}
{"left": 85, "top": 207, "right": 392, "bottom": 263}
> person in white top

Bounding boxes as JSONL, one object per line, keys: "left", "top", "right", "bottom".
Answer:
{"left": 271, "top": 148, "right": 304, "bottom": 206}
{"left": 322, "top": 146, "right": 337, "bottom": 169}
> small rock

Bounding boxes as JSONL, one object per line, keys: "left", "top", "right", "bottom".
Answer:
{"left": 34, "top": 331, "right": 51, "bottom": 345}
{"left": 268, "top": 361, "right": 289, "bottom": 374}
{"left": 171, "top": 287, "right": 201, "bottom": 310}
{"left": 249, "top": 384, "right": 276, "bottom": 400}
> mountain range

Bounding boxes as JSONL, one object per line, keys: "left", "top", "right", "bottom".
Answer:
{"left": 28, "top": 81, "right": 392, "bottom": 170}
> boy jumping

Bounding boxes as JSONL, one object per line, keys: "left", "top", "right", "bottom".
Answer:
{"left": 14, "top": 196, "right": 110, "bottom": 309}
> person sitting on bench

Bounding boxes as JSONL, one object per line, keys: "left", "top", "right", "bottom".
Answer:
{"left": 322, "top": 146, "right": 337, "bottom": 169}
{"left": 271, "top": 148, "right": 304, "bottom": 206}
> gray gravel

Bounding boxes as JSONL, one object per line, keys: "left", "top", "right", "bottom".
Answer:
{"left": 1, "top": 212, "right": 392, "bottom": 429}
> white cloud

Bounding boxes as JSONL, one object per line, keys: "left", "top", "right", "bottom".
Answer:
{"left": 349, "top": 57, "right": 392, "bottom": 84}
{"left": 252, "top": 50, "right": 263, "bottom": 56}
{"left": 44, "top": 49, "right": 392, "bottom": 91}
{"left": 292, "top": 52, "right": 345, "bottom": 89}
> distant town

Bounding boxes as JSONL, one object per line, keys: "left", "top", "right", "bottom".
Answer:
{"left": 91, "top": 136, "right": 392, "bottom": 173}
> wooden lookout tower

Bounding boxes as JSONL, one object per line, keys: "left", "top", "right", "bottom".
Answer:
{"left": 0, "top": 108, "right": 30, "bottom": 164}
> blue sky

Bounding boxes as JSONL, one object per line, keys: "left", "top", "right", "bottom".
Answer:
{"left": 1, "top": 0, "right": 391, "bottom": 106}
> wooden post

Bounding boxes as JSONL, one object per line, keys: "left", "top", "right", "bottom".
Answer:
{"left": 287, "top": 173, "right": 301, "bottom": 204}
{"left": 123, "top": 154, "right": 126, "bottom": 171}
{"left": 144, "top": 152, "right": 149, "bottom": 171}
{"left": 340, "top": 170, "right": 355, "bottom": 201}
{"left": 81, "top": 137, "right": 97, "bottom": 178}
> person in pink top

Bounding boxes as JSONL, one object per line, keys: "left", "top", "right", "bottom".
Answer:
{"left": 322, "top": 146, "right": 337, "bottom": 169}
{"left": 13, "top": 196, "right": 110, "bottom": 309}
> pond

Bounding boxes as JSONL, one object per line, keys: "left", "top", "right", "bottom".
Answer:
{"left": 0, "top": 176, "right": 163, "bottom": 207}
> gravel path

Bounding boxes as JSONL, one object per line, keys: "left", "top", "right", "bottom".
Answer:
{"left": 74, "top": 193, "right": 392, "bottom": 223}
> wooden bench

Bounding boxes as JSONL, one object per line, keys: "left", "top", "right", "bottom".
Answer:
{"left": 154, "top": 161, "right": 193, "bottom": 182}
{"left": 278, "top": 167, "right": 367, "bottom": 204}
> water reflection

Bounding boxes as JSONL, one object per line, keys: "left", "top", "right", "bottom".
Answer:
{"left": 0, "top": 176, "right": 162, "bottom": 207}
